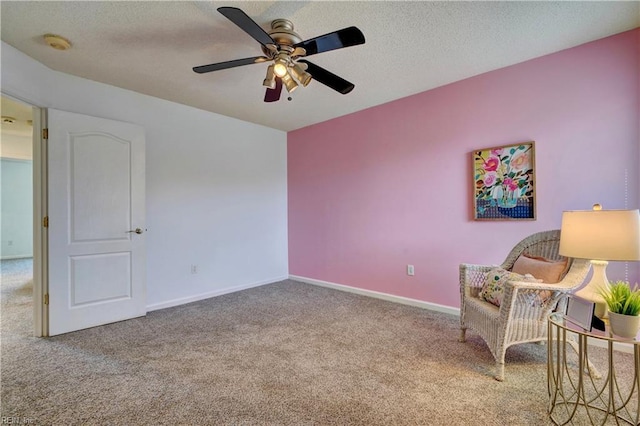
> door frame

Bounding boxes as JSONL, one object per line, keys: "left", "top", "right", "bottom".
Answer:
{"left": 4, "top": 92, "right": 148, "bottom": 337}
{"left": 2, "top": 90, "right": 47, "bottom": 337}
{"left": 33, "top": 106, "right": 47, "bottom": 337}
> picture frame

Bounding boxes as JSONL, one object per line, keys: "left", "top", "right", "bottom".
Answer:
{"left": 564, "top": 295, "right": 595, "bottom": 332}
{"left": 472, "top": 141, "right": 536, "bottom": 220}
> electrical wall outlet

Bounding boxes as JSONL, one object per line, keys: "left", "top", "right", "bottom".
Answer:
{"left": 407, "top": 265, "right": 415, "bottom": 276}
{"left": 191, "top": 264, "right": 198, "bottom": 274}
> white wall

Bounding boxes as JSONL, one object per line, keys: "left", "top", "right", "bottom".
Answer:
{"left": 1, "top": 158, "right": 33, "bottom": 259}
{"left": 1, "top": 42, "right": 289, "bottom": 309}
{"left": 1, "top": 133, "right": 32, "bottom": 160}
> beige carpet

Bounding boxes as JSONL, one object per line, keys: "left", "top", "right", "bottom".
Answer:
{"left": 0, "top": 258, "right": 634, "bottom": 425}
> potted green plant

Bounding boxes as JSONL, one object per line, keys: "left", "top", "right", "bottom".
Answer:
{"left": 601, "top": 280, "right": 640, "bottom": 339}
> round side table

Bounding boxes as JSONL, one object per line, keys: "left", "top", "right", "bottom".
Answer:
{"left": 547, "top": 312, "right": 639, "bottom": 425}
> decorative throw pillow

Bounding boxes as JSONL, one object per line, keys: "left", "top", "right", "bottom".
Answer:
{"left": 480, "top": 267, "right": 539, "bottom": 307}
{"left": 512, "top": 253, "right": 569, "bottom": 283}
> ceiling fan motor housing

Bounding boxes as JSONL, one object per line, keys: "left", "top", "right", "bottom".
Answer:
{"left": 263, "top": 19, "right": 302, "bottom": 55}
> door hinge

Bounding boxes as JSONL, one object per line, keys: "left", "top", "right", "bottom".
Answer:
{"left": 44, "top": 294, "right": 49, "bottom": 305}
{"left": 42, "top": 128, "right": 49, "bottom": 139}
{"left": 43, "top": 216, "right": 49, "bottom": 228}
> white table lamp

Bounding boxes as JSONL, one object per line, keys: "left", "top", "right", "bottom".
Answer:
{"left": 559, "top": 205, "right": 640, "bottom": 318}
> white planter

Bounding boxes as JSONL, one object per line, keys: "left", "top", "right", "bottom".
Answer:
{"left": 608, "top": 312, "right": 640, "bottom": 339}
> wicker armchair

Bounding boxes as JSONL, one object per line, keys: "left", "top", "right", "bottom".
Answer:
{"left": 459, "top": 230, "right": 591, "bottom": 381}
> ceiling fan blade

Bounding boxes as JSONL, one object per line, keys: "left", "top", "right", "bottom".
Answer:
{"left": 264, "top": 77, "right": 283, "bottom": 102}
{"left": 193, "top": 56, "right": 268, "bottom": 74}
{"left": 294, "top": 27, "right": 365, "bottom": 57}
{"left": 218, "top": 7, "right": 276, "bottom": 48}
{"left": 297, "top": 60, "right": 355, "bottom": 94}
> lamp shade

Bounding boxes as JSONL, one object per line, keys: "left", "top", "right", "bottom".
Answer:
{"left": 559, "top": 208, "right": 640, "bottom": 261}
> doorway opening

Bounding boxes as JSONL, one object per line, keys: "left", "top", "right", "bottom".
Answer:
{"left": 1, "top": 95, "right": 42, "bottom": 336}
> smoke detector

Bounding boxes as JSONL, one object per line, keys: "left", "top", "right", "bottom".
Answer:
{"left": 44, "top": 34, "right": 71, "bottom": 51}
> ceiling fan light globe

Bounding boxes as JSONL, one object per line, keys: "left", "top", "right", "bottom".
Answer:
{"left": 263, "top": 65, "right": 276, "bottom": 89}
{"left": 263, "top": 78, "right": 276, "bottom": 89}
{"left": 299, "top": 74, "right": 312, "bottom": 87}
{"left": 286, "top": 83, "right": 298, "bottom": 94}
{"left": 282, "top": 73, "right": 298, "bottom": 93}
{"left": 290, "top": 63, "right": 312, "bottom": 87}
{"left": 273, "top": 62, "right": 288, "bottom": 78}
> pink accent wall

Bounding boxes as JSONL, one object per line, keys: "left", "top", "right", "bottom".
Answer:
{"left": 288, "top": 29, "right": 640, "bottom": 309}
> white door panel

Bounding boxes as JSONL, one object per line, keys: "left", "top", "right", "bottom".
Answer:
{"left": 71, "top": 252, "right": 132, "bottom": 305}
{"left": 48, "top": 109, "right": 146, "bottom": 336}
{"left": 70, "top": 133, "right": 131, "bottom": 241}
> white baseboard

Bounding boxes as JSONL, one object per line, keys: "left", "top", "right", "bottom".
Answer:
{"left": 146, "top": 275, "right": 289, "bottom": 312}
{"left": 145, "top": 274, "right": 634, "bottom": 355}
{"left": 289, "top": 274, "right": 460, "bottom": 316}
{"left": 1, "top": 255, "right": 33, "bottom": 260}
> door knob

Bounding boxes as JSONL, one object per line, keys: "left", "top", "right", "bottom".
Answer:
{"left": 127, "top": 228, "right": 143, "bottom": 234}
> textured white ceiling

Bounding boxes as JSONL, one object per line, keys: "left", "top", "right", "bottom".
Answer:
{"left": 1, "top": 97, "right": 33, "bottom": 136}
{"left": 1, "top": 1, "right": 638, "bottom": 132}
{"left": 1, "top": 96, "right": 34, "bottom": 159}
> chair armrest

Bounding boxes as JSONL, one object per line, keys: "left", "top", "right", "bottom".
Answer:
{"left": 501, "top": 278, "right": 583, "bottom": 316}
{"left": 460, "top": 263, "right": 494, "bottom": 283}
{"left": 506, "top": 280, "right": 575, "bottom": 292}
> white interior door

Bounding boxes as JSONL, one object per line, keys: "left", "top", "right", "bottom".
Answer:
{"left": 47, "top": 109, "right": 146, "bottom": 336}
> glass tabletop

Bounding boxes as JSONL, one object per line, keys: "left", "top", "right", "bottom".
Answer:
{"left": 548, "top": 311, "right": 640, "bottom": 344}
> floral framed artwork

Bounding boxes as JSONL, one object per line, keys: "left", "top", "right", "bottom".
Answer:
{"left": 473, "top": 141, "right": 536, "bottom": 220}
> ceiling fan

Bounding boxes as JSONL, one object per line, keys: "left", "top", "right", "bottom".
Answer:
{"left": 193, "top": 7, "right": 366, "bottom": 102}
